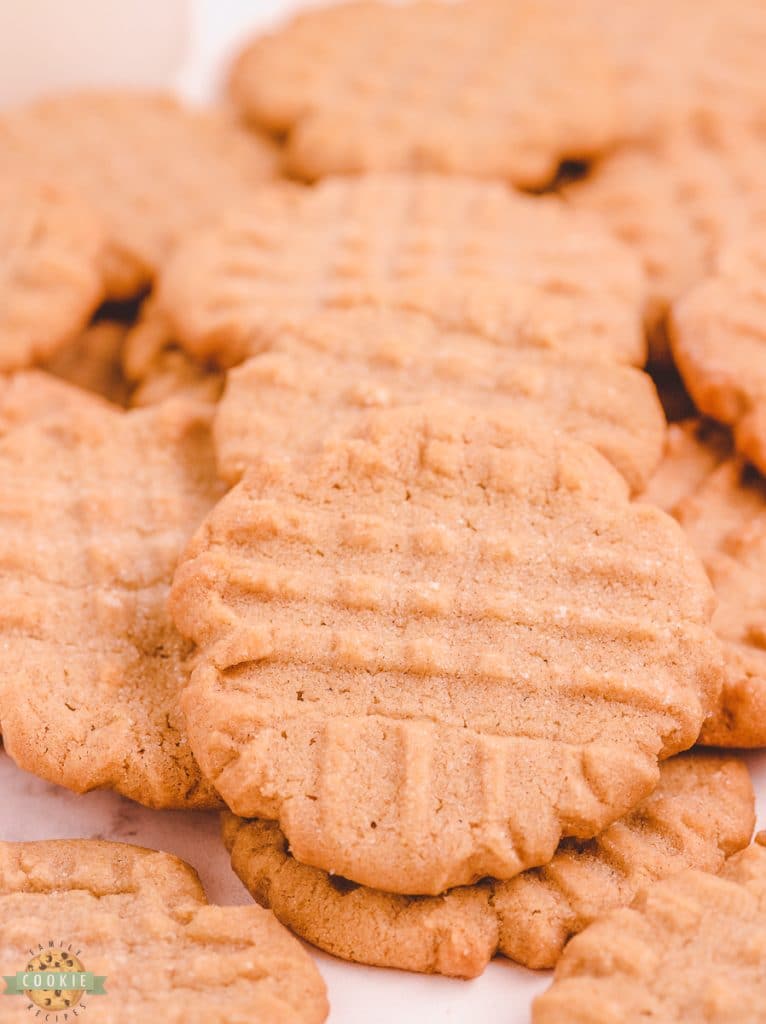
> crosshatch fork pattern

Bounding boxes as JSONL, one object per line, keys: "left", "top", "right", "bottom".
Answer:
{"left": 533, "top": 840, "right": 766, "bottom": 1023}
{"left": 222, "top": 752, "right": 754, "bottom": 977}
{"left": 157, "top": 174, "right": 646, "bottom": 369}
{"left": 214, "top": 306, "right": 665, "bottom": 492}
{"left": 171, "top": 405, "right": 722, "bottom": 895}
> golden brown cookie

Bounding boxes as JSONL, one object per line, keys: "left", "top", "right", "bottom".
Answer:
{"left": 0, "top": 839, "right": 328, "bottom": 1024}
{"left": 229, "top": 0, "right": 622, "bottom": 188}
{"left": 157, "top": 174, "right": 646, "bottom": 369}
{"left": 643, "top": 421, "right": 766, "bottom": 747}
{"left": 122, "top": 300, "right": 223, "bottom": 408}
{"left": 0, "top": 374, "right": 222, "bottom": 807}
{"left": 214, "top": 307, "right": 664, "bottom": 493}
{"left": 1, "top": 91, "right": 279, "bottom": 298}
{"left": 0, "top": 180, "right": 104, "bottom": 371}
{"left": 170, "top": 402, "right": 720, "bottom": 895}
{"left": 223, "top": 752, "right": 753, "bottom": 978}
{"left": 671, "top": 232, "right": 766, "bottom": 476}
{"left": 564, "top": 125, "right": 766, "bottom": 362}
{"left": 533, "top": 837, "right": 766, "bottom": 1024}
{"left": 43, "top": 321, "right": 131, "bottom": 406}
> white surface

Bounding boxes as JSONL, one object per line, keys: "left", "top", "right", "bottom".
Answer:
{"left": 1, "top": 3, "right": 765, "bottom": 1022}
{"left": 0, "top": 0, "right": 189, "bottom": 106}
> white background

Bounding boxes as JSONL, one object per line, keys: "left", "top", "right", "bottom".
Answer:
{"left": 0, "top": 3, "right": 764, "bottom": 1021}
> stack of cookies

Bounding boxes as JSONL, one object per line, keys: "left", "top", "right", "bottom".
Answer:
{"left": 1, "top": 2, "right": 765, "bottom": 1021}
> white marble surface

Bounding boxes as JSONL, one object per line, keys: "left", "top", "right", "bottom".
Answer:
{"left": 1, "top": 3, "right": 765, "bottom": 1022}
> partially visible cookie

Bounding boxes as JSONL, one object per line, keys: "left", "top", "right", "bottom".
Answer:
{"left": 0, "top": 376, "right": 222, "bottom": 807}
{"left": 43, "top": 321, "right": 130, "bottom": 406}
{"left": 229, "top": 0, "right": 622, "bottom": 188}
{"left": 171, "top": 402, "right": 720, "bottom": 895}
{"left": 564, "top": 126, "right": 766, "bottom": 362}
{"left": 1, "top": 91, "right": 279, "bottom": 298}
{"left": 0, "top": 839, "right": 328, "bottom": 1024}
{"left": 214, "top": 307, "right": 665, "bottom": 492}
{"left": 157, "top": 175, "right": 646, "bottom": 368}
{"left": 0, "top": 179, "right": 104, "bottom": 371}
{"left": 122, "top": 300, "right": 223, "bottom": 408}
{"left": 640, "top": 419, "right": 732, "bottom": 516}
{"left": 671, "top": 231, "right": 766, "bottom": 476}
{"left": 533, "top": 837, "right": 766, "bottom": 1024}
{"left": 223, "top": 752, "right": 753, "bottom": 977}
{"left": 642, "top": 421, "right": 766, "bottom": 747}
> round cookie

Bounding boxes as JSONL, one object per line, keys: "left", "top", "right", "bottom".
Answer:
{"left": 564, "top": 125, "right": 766, "bottom": 362}
{"left": 0, "top": 179, "right": 104, "bottom": 372}
{"left": 671, "top": 231, "right": 766, "bottom": 477}
{"left": 533, "top": 837, "right": 766, "bottom": 1024}
{"left": 0, "top": 839, "right": 327, "bottom": 1024}
{"left": 170, "top": 402, "right": 721, "bottom": 895}
{"left": 0, "top": 374, "right": 222, "bottom": 808}
{"left": 228, "top": 0, "right": 622, "bottom": 188}
{"left": 223, "top": 752, "right": 754, "bottom": 977}
{"left": 0, "top": 91, "right": 280, "bottom": 298}
{"left": 214, "top": 307, "right": 665, "bottom": 493}
{"left": 122, "top": 300, "right": 223, "bottom": 409}
{"left": 642, "top": 420, "right": 766, "bottom": 747}
{"left": 157, "top": 174, "right": 646, "bottom": 369}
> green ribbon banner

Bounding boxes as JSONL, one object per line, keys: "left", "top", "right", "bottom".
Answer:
{"left": 3, "top": 972, "right": 107, "bottom": 995}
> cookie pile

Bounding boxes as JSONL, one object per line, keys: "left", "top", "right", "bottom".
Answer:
{"left": 1, "top": 1, "right": 766, "bottom": 1021}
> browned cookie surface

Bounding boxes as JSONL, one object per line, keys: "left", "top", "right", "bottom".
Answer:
{"left": 171, "top": 403, "right": 720, "bottom": 895}
{"left": 224, "top": 752, "right": 753, "bottom": 977}
{"left": 0, "top": 840, "right": 327, "bottom": 1024}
